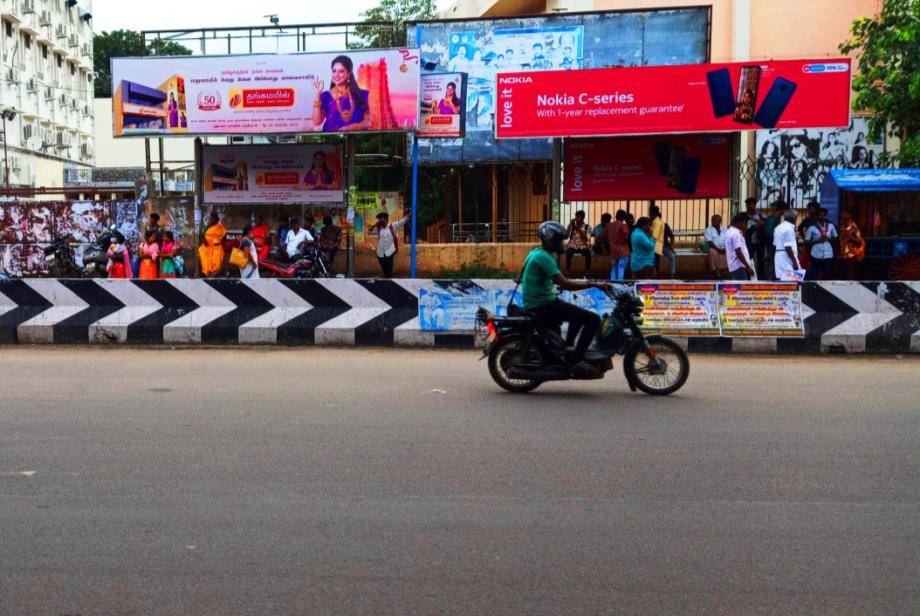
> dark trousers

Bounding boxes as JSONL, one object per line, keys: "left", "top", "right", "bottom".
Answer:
{"left": 807, "top": 257, "right": 833, "bottom": 281}
{"left": 532, "top": 299, "right": 601, "bottom": 362}
{"left": 730, "top": 267, "right": 751, "bottom": 280}
{"left": 766, "top": 245, "right": 776, "bottom": 280}
{"left": 378, "top": 254, "right": 394, "bottom": 278}
{"left": 565, "top": 247, "right": 592, "bottom": 273}
{"left": 748, "top": 242, "right": 766, "bottom": 280}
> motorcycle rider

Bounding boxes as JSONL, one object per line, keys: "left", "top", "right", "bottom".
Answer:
{"left": 522, "top": 221, "right": 609, "bottom": 367}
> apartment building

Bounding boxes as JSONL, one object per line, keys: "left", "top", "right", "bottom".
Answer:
{"left": 0, "top": 0, "right": 94, "bottom": 194}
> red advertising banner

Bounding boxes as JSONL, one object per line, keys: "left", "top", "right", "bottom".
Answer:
{"left": 565, "top": 134, "right": 731, "bottom": 200}
{"left": 496, "top": 58, "right": 851, "bottom": 139}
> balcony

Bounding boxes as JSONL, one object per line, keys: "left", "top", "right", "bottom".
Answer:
{"left": 1, "top": 0, "right": 23, "bottom": 22}
{"left": 19, "top": 11, "right": 39, "bottom": 33}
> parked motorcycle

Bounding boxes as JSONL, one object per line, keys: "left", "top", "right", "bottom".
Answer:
{"left": 259, "top": 246, "right": 329, "bottom": 279}
{"left": 42, "top": 227, "right": 121, "bottom": 278}
{"left": 477, "top": 288, "right": 690, "bottom": 395}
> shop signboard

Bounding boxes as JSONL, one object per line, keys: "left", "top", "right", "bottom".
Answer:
{"left": 201, "top": 144, "right": 344, "bottom": 204}
{"left": 111, "top": 49, "right": 420, "bottom": 137}
{"left": 634, "top": 282, "right": 721, "bottom": 336}
{"left": 407, "top": 8, "right": 709, "bottom": 163}
{"left": 564, "top": 134, "right": 731, "bottom": 200}
{"left": 717, "top": 283, "right": 805, "bottom": 337}
{"left": 496, "top": 58, "right": 851, "bottom": 139}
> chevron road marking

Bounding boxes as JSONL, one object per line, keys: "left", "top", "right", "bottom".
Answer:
{"left": 314, "top": 279, "right": 389, "bottom": 346}
{"left": 89, "top": 280, "right": 162, "bottom": 343}
{"left": 821, "top": 282, "right": 900, "bottom": 353}
{"left": 393, "top": 279, "right": 436, "bottom": 346}
{"left": 0, "top": 284, "right": 15, "bottom": 320}
{"left": 17, "top": 279, "right": 88, "bottom": 343}
{"left": 163, "top": 279, "right": 236, "bottom": 343}
{"left": 238, "top": 279, "right": 312, "bottom": 344}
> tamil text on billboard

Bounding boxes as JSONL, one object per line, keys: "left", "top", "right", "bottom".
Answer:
{"left": 419, "top": 72, "right": 467, "bottom": 138}
{"left": 496, "top": 59, "right": 852, "bottom": 139}
{"left": 112, "top": 49, "right": 420, "bottom": 137}
{"left": 564, "top": 134, "right": 730, "bottom": 200}
{"left": 408, "top": 8, "right": 709, "bottom": 163}
{"left": 202, "top": 144, "right": 344, "bottom": 204}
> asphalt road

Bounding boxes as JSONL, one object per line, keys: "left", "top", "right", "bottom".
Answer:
{"left": 0, "top": 347, "right": 917, "bottom": 615}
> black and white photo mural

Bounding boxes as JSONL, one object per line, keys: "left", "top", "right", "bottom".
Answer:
{"left": 754, "top": 117, "right": 885, "bottom": 208}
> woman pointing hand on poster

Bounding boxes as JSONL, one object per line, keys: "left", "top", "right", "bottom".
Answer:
{"left": 311, "top": 55, "right": 372, "bottom": 133}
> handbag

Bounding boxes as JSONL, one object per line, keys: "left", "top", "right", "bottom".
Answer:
{"left": 229, "top": 247, "right": 250, "bottom": 269}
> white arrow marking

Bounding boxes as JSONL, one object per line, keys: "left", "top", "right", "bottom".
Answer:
{"left": 393, "top": 279, "right": 434, "bottom": 347}
{"left": 314, "top": 279, "right": 388, "bottom": 346}
{"left": 89, "top": 280, "right": 163, "bottom": 343}
{"left": 163, "top": 279, "right": 235, "bottom": 343}
{"left": 17, "top": 280, "right": 89, "bottom": 343}
{"left": 238, "top": 279, "right": 311, "bottom": 344}
{"left": 0, "top": 285, "right": 16, "bottom": 321}
{"left": 821, "top": 282, "right": 901, "bottom": 352}
{"left": 905, "top": 283, "right": 920, "bottom": 353}
{"left": 0, "top": 470, "right": 36, "bottom": 477}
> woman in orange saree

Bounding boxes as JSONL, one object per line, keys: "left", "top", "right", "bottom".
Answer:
{"left": 137, "top": 230, "right": 160, "bottom": 279}
{"left": 198, "top": 213, "right": 227, "bottom": 277}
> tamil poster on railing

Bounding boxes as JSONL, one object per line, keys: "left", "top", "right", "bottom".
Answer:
{"left": 202, "top": 144, "right": 344, "bottom": 204}
{"left": 496, "top": 58, "right": 851, "bottom": 139}
{"left": 112, "top": 49, "right": 420, "bottom": 137}
{"left": 634, "top": 282, "right": 721, "bottom": 336}
{"left": 717, "top": 283, "right": 804, "bottom": 337}
{"left": 564, "top": 135, "right": 731, "bottom": 200}
{"left": 419, "top": 73, "right": 467, "bottom": 138}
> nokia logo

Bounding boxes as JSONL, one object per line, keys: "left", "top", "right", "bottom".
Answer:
{"left": 500, "top": 76, "right": 533, "bottom": 84}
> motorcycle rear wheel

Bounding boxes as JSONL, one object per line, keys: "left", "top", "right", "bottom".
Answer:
{"left": 624, "top": 337, "right": 689, "bottom": 396}
{"left": 487, "top": 338, "right": 543, "bottom": 393}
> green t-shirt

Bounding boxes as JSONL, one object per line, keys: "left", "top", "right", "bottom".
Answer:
{"left": 521, "top": 247, "right": 561, "bottom": 309}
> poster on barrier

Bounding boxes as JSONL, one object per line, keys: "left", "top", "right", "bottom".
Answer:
{"left": 717, "top": 282, "right": 804, "bottom": 336}
{"left": 634, "top": 282, "right": 720, "bottom": 336}
{"left": 419, "top": 282, "right": 499, "bottom": 331}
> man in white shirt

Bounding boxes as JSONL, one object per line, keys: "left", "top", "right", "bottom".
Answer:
{"left": 285, "top": 218, "right": 313, "bottom": 259}
{"left": 773, "top": 209, "right": 802, "bottom": 281}
{"left": 804, "top": 207, "right": 837, "bottom": 281}
{"left": 725, "top": 213, "right": 755, "bottom": 280}
{"left": 373, "top": 211, "right": 409, "bottom": 278}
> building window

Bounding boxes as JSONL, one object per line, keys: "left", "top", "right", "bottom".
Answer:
{"left": 69, "top": 63, "right": 75, "bottom": 75}
{"left": 41, "top": 45, "right": 48, "bottom": 59}
{"left": 4, "top": 20, "right": 12, "bottom": 39}
{"left": 56, "top": 54, "right": 62, "bottom": 68}
{"left": 24, "top": 34, "right": 31, "bottom": 49}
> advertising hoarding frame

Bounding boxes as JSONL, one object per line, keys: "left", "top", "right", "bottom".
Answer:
{"left": 110, "top": 46, "right": 422, "bottom": 139}
{"left": 494, "top": 58, "right": 852, "bottom": 141}
{"left": 418, "top": 72, "right": 468, "bottom": 139}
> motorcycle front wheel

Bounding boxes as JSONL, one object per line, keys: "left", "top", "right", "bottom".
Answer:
{"left": 623, "top": 337, "right": 689, "bottom": 396}
{"left": 487, "top": 337, "right": 543, "bottom": 393}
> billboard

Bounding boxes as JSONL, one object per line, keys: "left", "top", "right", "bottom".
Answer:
{"left": 111, "top": 49, "right": 420, "bottom": 137}
{"left": 564, "top": 134, "right": 731, "bottom": 200}
{"left": 408, "top": 8, "right": 709, "bottom": 163}
{"left": 202, "top": 144, "right": 344, "bottom": 204}
{"left": 496, "top": 58, "right": 852, "bottom": 139}
{"left": 754, "top": 117, "right": 884, "bottom": 209}
{"left": 419, "top": 72, "right": 467, "bottom": 138}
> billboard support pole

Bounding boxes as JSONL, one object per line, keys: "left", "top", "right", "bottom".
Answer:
{"left": 346, "top": 135, "right": 356, "bottom": 278}
{"left": 551, "top": 138, "right": 562, "bottom": 221}
{"left": 158, "top": 138, "right": 165, "bottom": 196}
{"left": 410, "top": 135, "right": 419, "bottom": 278}
{"left": 193, "top": 137, "right": 203, "bottom": 278}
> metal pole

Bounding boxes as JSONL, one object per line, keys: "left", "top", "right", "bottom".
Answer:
{"left": 346, "top": 136, "right": 356, "bottom": 278}
{"left": 491, "top": 165, "right": 498, "bottom": 243}
{"left": 2, "top": 114, "right": 9, "bottom": 192}
{"left": 551, "top": 138, "right": 562, "bottom": 221}
{"left": 158, "top": 138, "right": 165, "bottom": 196}
{"left": 193, "top": 138, "right": 203, "bottom": 278}
{"left": 410, "top": 136, "right": 419, "bottom": 278}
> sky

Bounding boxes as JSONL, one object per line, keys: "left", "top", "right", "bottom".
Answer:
{"left": 91, "top": 0, "right": 453, "bottom": 38}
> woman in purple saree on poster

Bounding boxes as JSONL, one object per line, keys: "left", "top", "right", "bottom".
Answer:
{"left": 432, "top": 82, "right": 461, "bottom": 115}
{"left": 311, "top": 55, "right": 371, "bottom": 133}
{"left": 167, "top": 93, "right": 179, "bottom": 128}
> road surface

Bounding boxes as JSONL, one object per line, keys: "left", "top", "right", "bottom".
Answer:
{"left": 0, "top": 347, "right": 917, "bottom": 615}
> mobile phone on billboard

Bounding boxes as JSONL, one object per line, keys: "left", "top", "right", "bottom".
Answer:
{"left": 733, "top": 65, "right": 761, "bottom": 123}
{"left": 753, "top": 77, "right": 798, "bottom": 128}
{"left": 678, "top": 157, "right": 701, "bottom": 195}
{"left": 706, "top": 68, "right": 736, "bottom": 118}
{"left": 666, "top": 147, "right": 686, "bottom": 188}
{"left": 653, "top": 141, "right": 672, "bottom": 175}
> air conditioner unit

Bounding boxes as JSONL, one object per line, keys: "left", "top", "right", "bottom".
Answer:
{"left": 6, "top": 68, "right": 19, "bottom": 82}
{"left": 81, "top": 43, "right": 91, "bottom": 56}
{"left": 40, "top": 10, "right": 52, "bottom": 25}
{"left": 22, "top": 0, "right": 36, "bottom": 13}
{"left": 70, "top": 99, "right": 77, "bottom": 110}
{"left": 68, "top": 34, "right": 78, "bottom": 47}
{"left": 45, "top": 87, "right": 54, "bottom": 100}
{"left": 59, "top": 93, "right": 66, "bottom": 104}
{"left": 55, "top": 24, "right": 67, "bottom": 39}
{"left": 27, "top": 78, "right": 37, "bottom": 91}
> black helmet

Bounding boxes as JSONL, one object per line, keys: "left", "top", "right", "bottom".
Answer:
{"left": 537, "top": 221, "right": 566, "bottom": 254}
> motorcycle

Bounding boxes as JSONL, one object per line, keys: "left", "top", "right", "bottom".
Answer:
{"left": 43, "top": 228, "right": 117, "bottom": 278}
{"left": 259, "top": 245, "right": 329, "bottom": 279}
{"left": 477, "top": 287, "right": 690, "bottom": 395}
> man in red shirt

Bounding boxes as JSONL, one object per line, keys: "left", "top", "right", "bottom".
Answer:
{"left": 251, "top": 215, "right": 271, "bottom": 261}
